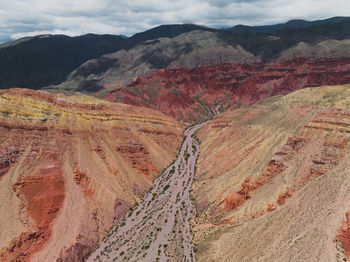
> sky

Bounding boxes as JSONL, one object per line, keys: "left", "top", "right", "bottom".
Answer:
{"left": 0, "top": 0, "right": 349, "bottom": 43}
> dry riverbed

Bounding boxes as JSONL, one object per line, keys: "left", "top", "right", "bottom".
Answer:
{"left": 87, "top": 121, "right": 209, "bottom": 262}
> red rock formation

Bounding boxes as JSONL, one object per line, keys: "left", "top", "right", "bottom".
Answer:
{"left": 222, "top": 160, "right": 287, "bottom": 212}
{"left": 105, "top": 58, "right": 350, "bottom": 122}
{"left": 73, "top": 168, "right": 94, "bottom": 198}
{"left": 337, "top": 211, "right": 350, "bottom": 259}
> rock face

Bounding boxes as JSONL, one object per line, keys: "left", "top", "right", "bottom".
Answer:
{"left": 193, "top": 85, "right": 350, "bottom": 261}
{"left": 0, "top": 88, "right": 184, "bottom": 262}
{"left": 105, "top": 58, "right": 350, "bottom": 122}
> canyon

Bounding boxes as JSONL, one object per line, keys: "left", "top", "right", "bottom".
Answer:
{"left": 87, "top": 121, "right": 208, "bottom": 262}
{"left": 1, "top": 16, "right": 350, "bottom": 262}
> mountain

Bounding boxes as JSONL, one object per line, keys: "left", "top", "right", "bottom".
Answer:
{"left": 276, "top": 39, "right": 350, "bottom": 60}
{"left": 0, "top": 36, "right": 33, "bottom": 50}
{"left": 219, "top": 19, "right": 350, "bottom": 60}
{"left": 0, "top": 25, "right": 216, "bottom": 91}
{"left": 0, "top": 34, "right": 128, "bottom": 90}
{"left": 193, "top": 84, "right": 350, "bottom": 261}
{"left": 52, "top": 30, "right": 258, "bottom": 95}
{"left": 49, "top": 17, "right": 350, "bottom": 98}
{"left": 229, "top": 16, "right": 350, "bottom": 34}
{"left": 2, "top": 16, "right": 350, "bottom": 92}
{"left": 0, "top": 88, "right": 184, "bottom": 261}
{"left": 127, "top": 23, "right": 217, "bottom": 44}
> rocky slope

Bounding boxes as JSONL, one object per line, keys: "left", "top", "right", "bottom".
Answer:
{"left": 277, "top": 40, "right": 350, "bottom": 61}
{"left": 193, "top": 85, "right": 350, "bottom": 261}
{"left": 104, "top": 58, "right": 350, "bottom": 122}
{"left": 0, "top": 88, "right": 184, "bottom": 262}
{"left": 51, "top": 30, "right": 258, "bottom": 95}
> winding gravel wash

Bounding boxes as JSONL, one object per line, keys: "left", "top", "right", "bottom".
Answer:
{"left": 87, "top": 121, "right": 209, "bottom": 262}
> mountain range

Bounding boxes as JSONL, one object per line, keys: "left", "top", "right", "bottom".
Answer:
{"left": 1, "top": 16, "right": 350, "bottom": 261}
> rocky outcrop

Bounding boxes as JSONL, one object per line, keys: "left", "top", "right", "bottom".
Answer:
{"left": 105, "top": 58, "right": 350, "bottom": 122}
{"left": 0, "top": 88, "right": 184, "bottom": 261}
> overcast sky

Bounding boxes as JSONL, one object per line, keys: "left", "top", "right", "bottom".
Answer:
{"left": 0, "top": 0, "right": 349, "bottom": 43}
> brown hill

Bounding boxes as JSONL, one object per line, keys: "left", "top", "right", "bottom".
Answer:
{"left": 0, "top": 88, "right": 184, "bottom": 261}
{"left": 193, "top": 85, "right": 350, "bottom": 261}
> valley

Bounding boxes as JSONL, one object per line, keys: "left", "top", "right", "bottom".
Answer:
{"left": 87, "top": 121, "right": 209, "bottom": 262}
{"left": 1, "top": 15, "right": 350, "bottom": 262}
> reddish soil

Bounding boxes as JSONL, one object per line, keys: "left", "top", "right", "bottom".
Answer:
{"left": 221, "top": 108, "right": 349, "bottom": 219}
{"left": 1, "top": 142, "right": 65, "bottom": 262}
{"left": 73, "top": 167, "right": 94, "bottom": 198}
{"left": 105, "top": 58, "right": 350, "bottom": 122}
{"left": 0, "top": 88, "right": 184, "bottom": 262}
{"left": 223, "top": 160, "right": 287, "bottom": 212}
{"left": 337, "top": 211, "right": 350, "bottom": 259}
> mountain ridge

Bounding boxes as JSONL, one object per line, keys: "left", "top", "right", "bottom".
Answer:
{"left": 1, "top": 16, "right": 350, "bottom": 91}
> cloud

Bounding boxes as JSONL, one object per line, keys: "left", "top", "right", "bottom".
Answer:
{"left": 0, "top": 0, "right": 349, "bottom": 43}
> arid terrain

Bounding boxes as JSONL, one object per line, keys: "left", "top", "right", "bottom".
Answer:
{"left": 104, "top": 58, "right": 350, "bottom": 122}
{"left": 0, "top": 88, "right": 183, "bottom": 261}
{"left": 193, "top": 85, "right": 350, "bottom": 261}
{"left": 1, "top": 16, "right": 350, "bottom": 262}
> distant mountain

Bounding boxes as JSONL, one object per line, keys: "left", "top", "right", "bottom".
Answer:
{"left": 0, "top": 25, "right": 216, "bottom": 90}
{"left": 52, "top": 30, "right": 258, "bottom": 95}
{"left": 1, "top": 16, "right": 350, "bottom": 91}
{"left": 0, "top": 34, "right": 127, "bottom": 90}
{"left": 229, "top": 16, "right": 350, "bottom": 34}
{"left": 128, "top": 23, "right": 217, "bottom": 43}
{"left": 0, "top": 36, "right": 33, "bottom": 49}
{"left": 50, "top": 17, "right": 350, "bottom": 97}
{"left": 219, "top": 18, "right": 350, "bottom": 60}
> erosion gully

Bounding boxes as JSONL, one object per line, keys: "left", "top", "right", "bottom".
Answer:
{"left": 87, "top": 121, "right": 209, "bottom": 262}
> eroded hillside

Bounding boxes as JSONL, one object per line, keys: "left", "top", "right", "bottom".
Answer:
{"left": 105, "top": 58, "right": 350, "bottom": 122}
{"left": 0, "top": 88, "right": 184, "bottom": 261}
{"left": 193, "top": 85, "right": 350, "bottom": 261}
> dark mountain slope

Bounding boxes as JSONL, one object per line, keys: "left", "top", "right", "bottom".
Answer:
{"left": 0, "top": 25, "right": 216, "bottom": 90}
{"left": 0, "top": 34, "right": 127, "bottom": 90}
{"left": 128, "top": 23, "right": 217, "bottom": 43}
{"left": 219, "top": 19, "right": 350, "bottom": 60}
{"left": 229, "top": 16, "right": 350, "bottom": 34}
